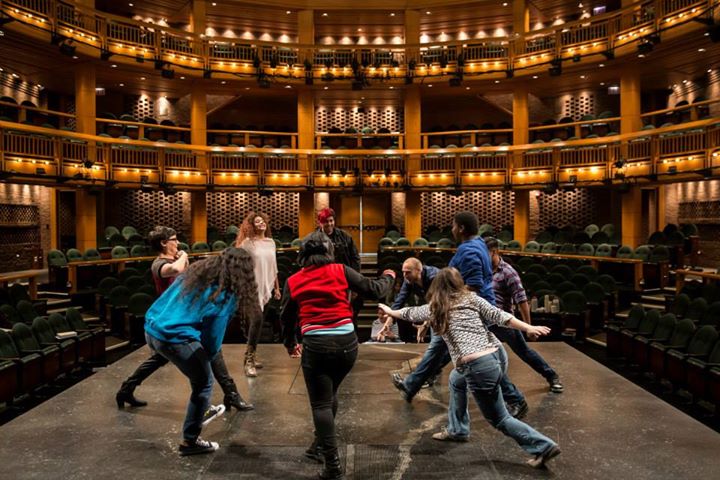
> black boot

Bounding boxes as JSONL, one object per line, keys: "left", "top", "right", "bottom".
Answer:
{"left": 319, "top": 449, "right": 344, "bottom": 480}
{"left": 304, "top": 438, "right": 322, "bottom": 463}
{"left": 223, "top": 392, "right": 254, "bottom": 411}
{"left": 115, "top": 384, "right": 148, "bottom": 408}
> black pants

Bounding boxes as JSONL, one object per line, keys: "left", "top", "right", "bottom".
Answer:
{"left": 121, "top": 349, "right": 238, "bottom": 396}
{"left": 301, "top": 332, "right": 358, "bottom": 456}
{"left": 246, "top": 313, "right": 263, "bottom": 348}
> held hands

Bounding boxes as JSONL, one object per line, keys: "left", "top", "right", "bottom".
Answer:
{"left": 287, "top": 344, "right": 302, "bottom": 358}
{"left": 382, "top": 269, "right": 397, "bottom": 279}
{"left": 415, "top": 323, "right": 428, "bottom": 343}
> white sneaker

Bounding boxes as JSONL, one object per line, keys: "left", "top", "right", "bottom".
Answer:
{"left": 201, "top": 404, "right": 226, "bottom": 427}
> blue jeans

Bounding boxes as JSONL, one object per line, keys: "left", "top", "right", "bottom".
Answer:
{"left": 146, "top": 333, "right": 213, "bottom": 442}
{"left": 451, "top": 349, "right": 556, "bottom": 455}
{"left": 405, "top": 332, "right": 524, "bottom": 405}
{"left": 403, "top": 331, "right": 451, "bottom": 395}
{"left": 448, "top": 345, "right": 525, "bottom": 437}
{"left": 490, "top": 326, "right": 557, "bottom": 380}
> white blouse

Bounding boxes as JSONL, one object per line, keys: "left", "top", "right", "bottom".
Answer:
{"left": 240, "top": 237, "right": 277, "bottom": 308}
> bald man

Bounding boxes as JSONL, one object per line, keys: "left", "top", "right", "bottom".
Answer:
{"left": 389, "top": 258, "right": 443, "bottom": 401}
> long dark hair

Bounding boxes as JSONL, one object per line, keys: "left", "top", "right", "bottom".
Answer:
{"left": 182, "top": 247, "right": 260, "bottom": 322}
{"left": 297, "top": 230, "right": 334, "bottom": 267}
{"left": 425, "top": 267, "right": 472, "bottom": 335}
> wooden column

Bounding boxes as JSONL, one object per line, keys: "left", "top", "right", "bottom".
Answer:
{"left": 190, "top": 0, "right": 206, "bottom": 34}
{"left": 404, "top": 84, "right": 422, "bottom": 241}
{"left": 405, "top": 9, "right": 420, "bottom": 66}
{"left": 512, "top": 84, "right": 529, "bottom": 146}
{"left": 512, "top": 0, "right": 529, "bottom": 34}
{"left": 49, "top": 189, "right": 58, "bottom": 250}
{"left": 191, "top": 192, "right": 207, "bottom": 244}
{"left": 298, "top": 9, "right": 314, "bottom": 64}
{"left": 298, "top": 88, "right": 316, "bottom": 237}
{"left": 190, "top": 82, "right": 208, "bottom": 243}
{"left": 656, "top": 184, "right": 667, "bottom": 232}
{"left": 514, "top": 189, "right": 530, "bottom": 246}
{"left": 74, "top": 64, "right": 97, "bottom": 250}
{"left": 621, "top": 186, "right": 643, "bottom": 248}
{"left": 75, "top": 190, "right": 97, "bottom": 252}
{"left": 620, "top": 67, "right": 642, "bottom": 134}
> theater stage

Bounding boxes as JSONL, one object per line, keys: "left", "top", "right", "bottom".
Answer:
{"left": 1, "top": 343, "right": 719, "bottom": 479}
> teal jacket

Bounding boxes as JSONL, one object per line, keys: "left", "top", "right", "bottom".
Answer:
{"left": 144, "top": 278, "right": 237, "bottom": 356}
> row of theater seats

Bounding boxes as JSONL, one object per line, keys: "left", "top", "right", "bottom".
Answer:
{"left": 0, "top": 307, "right": 105, "bottom": 405}
{"left": 607, "top": 304, "right": 720, "bottom": 409}
{"left": 94, "top": 268, "right": 156, "bottom": 344}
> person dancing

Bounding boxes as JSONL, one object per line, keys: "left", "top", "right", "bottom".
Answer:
{"left": 281, "top": 231, "right": 395, "bottom": 479}
{"left": 235, "top": 212, "right": 281, "bottom": 377}
{"left": 116, "top": 226, "right": 253, "bottom": 412}
{"left": 378, "top": 267, "right": 561, "bottom": 468}
{"left": 145, "top": 247, "right": 260, "bottom": 456}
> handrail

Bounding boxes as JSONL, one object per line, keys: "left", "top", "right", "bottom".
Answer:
{"left": 1, "top": 0, "right": 714, "bottom": 80}
{"left": 0, "top": 100, "right": 75, "bottom": 119}
{"left": 1, "top": 116, "right": 719, "bottom": 191}
{"left": 95, "top": 117, "right": 191, "bottom": 132}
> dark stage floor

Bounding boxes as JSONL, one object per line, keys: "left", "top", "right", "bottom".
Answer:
{"left": 2, "top": 343, "right": 720, "bottom": 479}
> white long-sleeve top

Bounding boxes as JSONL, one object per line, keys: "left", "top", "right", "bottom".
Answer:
{"left": 399, "top": 292, "right": 514, "bottom": 365}
{"left": 240, "top": 237, "right": 277, "bottom": 308}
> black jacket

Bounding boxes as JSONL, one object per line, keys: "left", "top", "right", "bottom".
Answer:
{"left": 320, "top": 227, "right": 361, "bottom": 271}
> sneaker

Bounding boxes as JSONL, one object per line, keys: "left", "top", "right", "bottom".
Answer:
{"left": 201, "top": 404, "right": 226, "bottom": 427}
{"left": 422, "top": 373, "right": 440, "bottom": 389}
{"left": 179, "top": 437, "right": 219, "bottom": 456}
{"left": 506, "top": 400, "right": 529, "bottom": 419}
{"left": 548, "top": 376, "right": 564, "bottom": 393}
{"left": 391, "top": 372, "right": 414, "bottom": 403}
{"left": 527, "top": 444, "right": 561, "bottom": 468}
{"left": 432, "top": 427, "right": 468, "bottom": 442}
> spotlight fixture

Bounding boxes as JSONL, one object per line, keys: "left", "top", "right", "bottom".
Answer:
{"left": 505, "top": 69, "right": 514, "bottom": 79}
{"left": 602, "top": 50, "right": 615, "bottom": 60}
{"left": 323, "top": 166, "right": 331, "bottom": 177}
{"left": 203, "top": 69, "right": 212, "bottom": 79}
{"left": 549, "top": 58, "right": 562, "bottom": 76}
{"left": 365, "top": 167, "right": 374, "bottom": 177}
{"left": 572, "top": 54, "right": 581, "bottom": 62}
{"left": 154, "top": 59, "right": 166, "bottom": 70}
{"left": 161, "top": 68, "right": 175, "bottom": 79}
{"left": 59, "top": 41, "right": 76, "bottom": 57}
{"left": 668, "top": 165, "right": 678, "bottom": 174}
{"left": 100, "top": 48, "right": 112, "bottom": 61}
{"left": 637, "top": 40, "right": 654, "bottom": 55}
{"left": 339, "top": 167, "right": 348, "bottom": 176}
{"left": 614, "top": 157, "right": 626, "bottom": 169}
{"left": 50, "top": 32, "right": 65, "bottom": 45}
{"left": 82, "top": 158, "right": 94, "bottom": 169}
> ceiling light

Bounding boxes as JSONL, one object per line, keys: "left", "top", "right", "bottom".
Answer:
{"left": 580, "top": 75, "right": 586, "bottom": 79}
{"left": 426, "top": 11, "right": 431, "bottom": 15}
{"left": 180, "top": 76, "right": 185, "bottom": 79}
{"left": 323, "top": 86, "right": 328, "bottom": 90}
{"left": 322, "top": 12, "right": 328, "bottom": 16}
{"left": 428, "top": 84, "right": 433, "bottom": 87}
{"left": 502, "top": 2, "right": 508, "bottom": 5}
{"left": 212, "top": 2, "right": 217, "bottom": 5}
{"left": 221, "top": 80, "right": 226, "bottom": 84}
{"left": 119, "top": 83, "right": 124, "bottom": 86}
{"left": 72, "top": 55, "right": 78, "bottom": 59}
{"left": 286, "top": 10, "right": 291, "bottom": 14}
{"left": 466, "top": 86, "right": 470, "bottom": 90}
{"left": 532, "top": 75, "right": 538, "bottom": 79}
{"left": 600, "top": 82, "right": 605, "bottom": 86}
{"left": 494, "top": 80, "right": 500, "bottom": 83}
{"left": 389, "top": 86, "right": 394, "bottom": 89}
{"left": 140, "top": 76, "right": 146, "bottom": 80}
{"left": 599, "top": 63, "right": 605, "bottom": 67}
{"left": 708, "top": 69, "right": 713, "bottom": 73}
{"left": 698, "top": 48, "right": 706, "bottom": 52}
{"left": 358, "top": 28, "right": 362, "bottom": 32}
{"left": 390, "top": 13, "right": 395, "bottom": 16}
{"left": 128, "top": 2, "right": 133, "bottom": 6}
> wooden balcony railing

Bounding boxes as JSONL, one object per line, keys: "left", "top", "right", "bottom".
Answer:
{"left": 1, "top": 117, "right": 718, "bottom": 192}
{"left": 2, "top": 0, "right": 714, "bottom": 81}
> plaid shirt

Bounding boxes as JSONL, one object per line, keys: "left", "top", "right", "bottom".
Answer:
{"left": 492, "top": 258, "right": 528, "bottom": 313}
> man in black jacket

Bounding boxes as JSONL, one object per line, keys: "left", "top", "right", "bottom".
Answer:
{"left": 317, "top": 207, "right": 363, "bottom": 325}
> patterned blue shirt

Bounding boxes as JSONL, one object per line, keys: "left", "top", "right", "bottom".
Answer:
{"left": 492, "top": 258, "right": 528, "bottom": 313}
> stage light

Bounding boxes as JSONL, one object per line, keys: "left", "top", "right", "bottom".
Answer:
{"left": 100, "top": 49, "right": 112, "bottom": 61}
{"left": 59, "top": 41, "right": 76, "bottom": 57}
{"left": 614, "top": 158, "right": 626, "bottom": 169}
{"left": 83, "top": 159, "right": 94, "bottom": 169}
{"left": 637, "top": 40, "right": 653, "bottom": 55}
{"left": 549, "top": 58, "right": 562, "bottom": 76}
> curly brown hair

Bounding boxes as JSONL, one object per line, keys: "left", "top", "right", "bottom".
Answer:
{"left": 181, "top": 247, "right": 260, "bottom": 324}
{"left": 235, "top": 212, "right": 273, "bottom": 246}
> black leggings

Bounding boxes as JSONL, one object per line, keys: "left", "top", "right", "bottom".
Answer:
{"left": 121, "top": 349, "right": 238, "bottom": 396}
{"left": 301, "top": 332, "right": 358, "bottom": 456}
{"left": 245, "top": 313, "right": 263, "bottom": 348}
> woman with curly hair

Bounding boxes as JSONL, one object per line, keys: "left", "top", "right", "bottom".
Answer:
{"left": 235, "top": 211, "right": 280, "bottom": 377}
{"left": 378, "top": 267, "right": 560, "bottom": 469}
{"left": 144, "top": 247, "right": 260, "bottom": 456}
